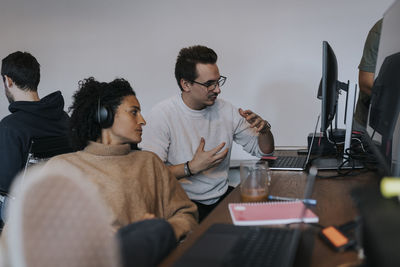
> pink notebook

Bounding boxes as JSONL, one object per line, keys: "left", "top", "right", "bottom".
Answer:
{"left": 228, "top": 201, "right": 319, "bottom": 226}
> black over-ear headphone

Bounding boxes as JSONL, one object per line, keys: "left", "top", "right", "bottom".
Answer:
{"left": 96, "top": 97, "right": 114, "bottom": 129}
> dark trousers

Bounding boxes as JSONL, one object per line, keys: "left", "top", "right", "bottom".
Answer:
{"left": 117, "top": 219, "right": 177, "bottom": 267}
{"left": 193, "top": 186, "right": 235, "bottom": 223}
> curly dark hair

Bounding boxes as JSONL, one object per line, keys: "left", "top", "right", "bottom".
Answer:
{"left": 174, "top": 45, "right": 218, "bottom": 91}
{"left": 69, "top": 77, "right": 136, "bottom": 150}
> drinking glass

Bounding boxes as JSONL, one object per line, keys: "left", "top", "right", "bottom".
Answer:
{"left": 240, "top": 161, "right": 271, "bottom": 202}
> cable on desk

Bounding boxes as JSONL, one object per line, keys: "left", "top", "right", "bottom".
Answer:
{"left": 313, "top": 130, "right": 379, "bottom": 179}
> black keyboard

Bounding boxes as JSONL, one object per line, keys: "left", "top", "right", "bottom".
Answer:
{"left": 173, "top": 224, "right": 298, "bottom": 267}
{"left": 270, "top": 156, "right": 307, "bottom": 169}
{"left": 224, "top": 227, "right": 295, "bottom": 267}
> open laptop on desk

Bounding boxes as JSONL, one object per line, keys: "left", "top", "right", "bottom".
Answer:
{"left": 173, "top": 167, "right": 318, "bottom": 267}
{"left": 267, "top": 116, "right": 319, "bottom": 171}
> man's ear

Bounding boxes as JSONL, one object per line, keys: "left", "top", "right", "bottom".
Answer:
{"left": 4, "top": 75, "right": 13, "bottom": 88}
{"left": 180, "top": 79, "right": 191, "bottom": 92}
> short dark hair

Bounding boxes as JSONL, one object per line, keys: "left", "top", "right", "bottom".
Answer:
{"left": 174, "top": 45, "right": 218, "bottom": 91}
{"left": 1, "top": 51, "right": 41, "bottom": 91}
{"left": 69, "top": 77, "right": 136, "bottom": 150}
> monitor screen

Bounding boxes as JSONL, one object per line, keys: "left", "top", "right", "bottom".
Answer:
{"left": 366, "top": 52, "right": 400, "bottom": 176}
{"left": 317, "top": 41, "right": 348, "bottom": 134}
{"left": 312, "top": 42, "right": 362, "bottom": 170}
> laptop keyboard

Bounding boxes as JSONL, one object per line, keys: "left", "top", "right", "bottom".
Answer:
{"left": 224, "top": 227, "right": 295, "bottom": 267}
{"left": 271, "top": 156, "right": 307, "bottom": 169}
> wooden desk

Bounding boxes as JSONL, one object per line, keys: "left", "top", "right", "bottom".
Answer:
{"left": 161, "top": 167, "right": 379, "bottom": 267}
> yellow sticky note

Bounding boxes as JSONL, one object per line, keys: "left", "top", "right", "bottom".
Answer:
{"left": 381, "top": 177, "right": 400, "bottom": 198}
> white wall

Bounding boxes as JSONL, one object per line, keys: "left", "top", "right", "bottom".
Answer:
{"left": 0, "top": 0, "right": 394, "bottom": 159}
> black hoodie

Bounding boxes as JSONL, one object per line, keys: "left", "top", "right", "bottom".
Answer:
{"left": 0, "top": 91, "right": 69, "bottom": 193}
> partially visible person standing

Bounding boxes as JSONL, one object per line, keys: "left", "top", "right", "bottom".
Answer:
{"left": 0, "top": 51, "right": 69, "bottom": 222}
{"left": 354, "top": 19, "right": 383, "bottom": 129}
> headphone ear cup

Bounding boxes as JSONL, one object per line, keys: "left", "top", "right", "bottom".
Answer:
{"left": 98, "top": 106, "right": 114, "bottom": 129}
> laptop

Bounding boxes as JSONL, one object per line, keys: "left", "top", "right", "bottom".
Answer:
{"left": 173, "top": 167, "right": 318, "bottom": 267}
{"left": 267, "top": 115, "right": 320, "bottom": 171}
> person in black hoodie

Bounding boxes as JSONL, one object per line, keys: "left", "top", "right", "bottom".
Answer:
{"left": 0, "top": 51, "right": 69, "bottom": 221}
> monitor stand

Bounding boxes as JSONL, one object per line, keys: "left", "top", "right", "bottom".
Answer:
{"left": 312, "top": 157, "right": 364, "bottom": 170}
{"left": 315, "top": 84, "right": 364, "bottom": 170}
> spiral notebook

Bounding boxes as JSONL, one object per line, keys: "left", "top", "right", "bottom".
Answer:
{"left": 228, "top": 201, "right": 319, "bottom": 226}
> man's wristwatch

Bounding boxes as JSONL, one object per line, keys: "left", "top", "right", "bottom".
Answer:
{"left": 184, "top": 161, "right": 193, "bottom": 176}
{"left": 261, "top": 120, "right": 271, "bottom": 133}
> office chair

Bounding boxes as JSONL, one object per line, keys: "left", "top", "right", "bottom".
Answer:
{"left": 24, "top": 135, "right": 73, "bottom": 168}
{"left": 21, "top": 135, "right": 73, "bottom": 183}
{"left": 20, "top": 135, "right": 73, "bottom": 190}
{"left": 0, "top": 136, "right": 74, "bottom": 229}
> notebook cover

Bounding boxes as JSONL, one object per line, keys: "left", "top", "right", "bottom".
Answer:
{"left": 228, "top": 201, "right": 319, "bottom": 226}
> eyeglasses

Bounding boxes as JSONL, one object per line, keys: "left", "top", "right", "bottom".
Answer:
{"left": 190, "top": 76, "right": 227, "bottom": 91}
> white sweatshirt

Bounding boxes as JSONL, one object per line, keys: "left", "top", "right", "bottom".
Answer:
{"left": 140, "top": 95, "right": 268, "bottom": 204}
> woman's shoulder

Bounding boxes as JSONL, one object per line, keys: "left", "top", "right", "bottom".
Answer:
{"left": 42, "top": 152, "right": 84, "bottom": 172}
{"left": 129, "top": 150, "right": 168, "bottom": 176}
{"left": 47, "top": 151, "right": 79, "bottom": 163}
{"left": 42, "top": 152, "right": 85, "bottom": 177}
{"left": 130, "top": 150, "right": 164, "bottom": 163}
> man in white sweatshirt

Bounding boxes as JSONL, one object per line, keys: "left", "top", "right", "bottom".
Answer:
{"left": 140, "top": 45, "right": 274, "bottom": 221}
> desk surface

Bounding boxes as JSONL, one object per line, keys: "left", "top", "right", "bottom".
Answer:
{"left": 161, "top": 165, "right": 379, "bottom": 267}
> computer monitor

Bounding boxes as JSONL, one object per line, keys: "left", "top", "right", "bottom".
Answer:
{"left": 317, "top": 41, "right": 349, "bottom": 135}
{"left": 314, "top": 41, "right": 363, "bottom": 170}
{"left": 365, "top": 52, "right": 400, "bottom": 177}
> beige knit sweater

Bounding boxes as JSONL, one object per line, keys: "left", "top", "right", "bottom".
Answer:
{"left": 43, "top": 141, "right": 198, "bottom": 240}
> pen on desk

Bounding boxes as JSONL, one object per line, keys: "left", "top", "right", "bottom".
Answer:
{"left": 268, "top": 195, "right": 317, "bottom": 205}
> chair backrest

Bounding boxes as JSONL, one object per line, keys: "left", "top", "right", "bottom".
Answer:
{"left": 0, "top": 136, "right": 74, "bottom": 228}
{"left": 21, "top": 136, "right": 73, "bottom": 188}
{"left": 25, "top": 136, "right": 73, "bottom": 168}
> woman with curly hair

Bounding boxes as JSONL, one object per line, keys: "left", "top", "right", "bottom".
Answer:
{"left": 42, "top": 77, "right": 198, "bottom": 242}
